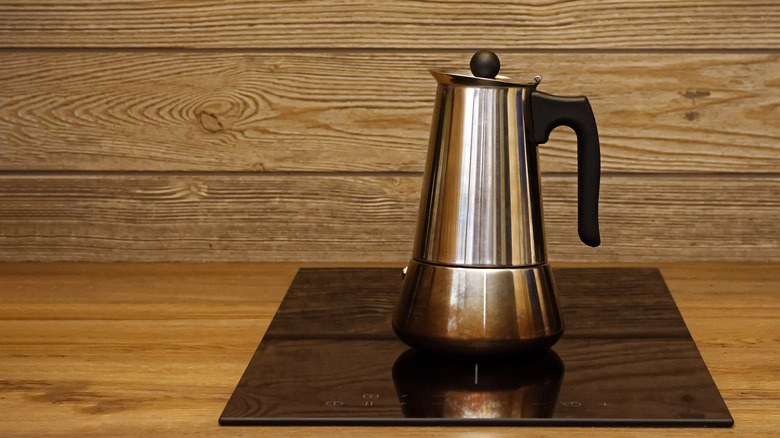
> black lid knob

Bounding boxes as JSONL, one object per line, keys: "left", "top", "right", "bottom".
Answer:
{"left": 470, "top": 50, "right": 500, "bottom": 79}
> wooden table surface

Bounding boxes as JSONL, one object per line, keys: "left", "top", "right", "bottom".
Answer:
{"left": 0, "top": 262, "right": 777, "bottom": 437}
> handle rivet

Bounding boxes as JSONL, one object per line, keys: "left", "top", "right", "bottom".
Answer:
{"left": 534, "top": 75, "right": 542, "bottom": 84}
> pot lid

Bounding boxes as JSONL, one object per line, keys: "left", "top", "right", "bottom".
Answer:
{"left": 431, "top": 50, "right": 541, "bottom": 87}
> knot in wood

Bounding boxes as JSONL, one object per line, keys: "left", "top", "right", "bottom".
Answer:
{"left": 198, "top": 111, "right": 223, "bottom": 133}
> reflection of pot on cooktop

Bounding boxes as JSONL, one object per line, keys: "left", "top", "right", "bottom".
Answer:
{"left": 392, "top": 348, "right": 564, "bottom": 419}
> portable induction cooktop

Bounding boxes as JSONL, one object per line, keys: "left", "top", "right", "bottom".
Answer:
{"left": 219, "top": 268, "right": 733, "bottom": 427}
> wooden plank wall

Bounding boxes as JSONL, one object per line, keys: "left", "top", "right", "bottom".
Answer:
{"left": 0, "top": 1, "right": 778, "bottom": 262}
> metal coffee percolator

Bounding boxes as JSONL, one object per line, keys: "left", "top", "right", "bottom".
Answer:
{"left": 393, "top": 51, "right": 601, "bottom": 355}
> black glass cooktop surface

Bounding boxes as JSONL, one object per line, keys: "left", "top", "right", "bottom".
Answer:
{"left": 220, "top": 268, "right": 733, "bottom": 427}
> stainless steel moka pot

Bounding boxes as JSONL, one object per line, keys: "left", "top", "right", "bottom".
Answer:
{"left": 393, "top": 51, "right": 601, "bottom": 355}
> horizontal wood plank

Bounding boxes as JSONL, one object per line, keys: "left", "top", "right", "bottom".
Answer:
{"left": 0, "top": 174, "right": 776, "bottom": 262}
{"left": 2, "top": 52, "right": 779, "bottom": 173}
{"left": 0, "top": 1, "right": 778, "bottom": 49}
{"left": 0, "top": 262, "right": 778, "bottom": 436}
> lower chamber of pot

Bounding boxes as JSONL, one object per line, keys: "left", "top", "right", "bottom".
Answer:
{"left": 392, "top": 259, "right": 564, "bottom": 356}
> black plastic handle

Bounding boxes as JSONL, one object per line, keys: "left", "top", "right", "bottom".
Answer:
{"left": 531, "top": 91, "right": 601, "bottom": 247}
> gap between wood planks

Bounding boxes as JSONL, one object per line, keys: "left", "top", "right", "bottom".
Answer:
{"left": 0, "top": 171, "right": 779, "bottom": 179}
{"left": 1, "top": 47, "right": 780, "bottom": 54}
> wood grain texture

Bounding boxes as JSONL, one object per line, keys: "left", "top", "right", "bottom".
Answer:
{"left": 2, "top": 52, "right": 779, "bottom": 173}
{"left": 0, "top": 174, "right": 777, "bottom": 262}
{"left": 0, "top": 1, "right": 778, "bottom": 49}
{"left": 0, "top": 262, "right": 777, "bottom": 436}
